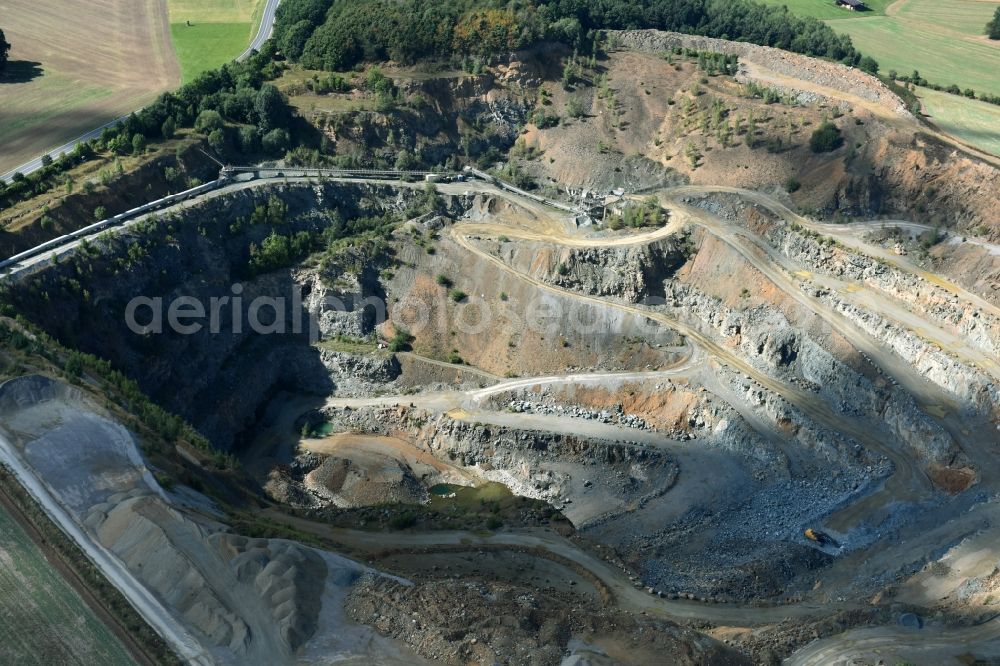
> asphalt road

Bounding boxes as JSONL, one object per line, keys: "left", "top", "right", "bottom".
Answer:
{"left": 0, "top": 0, "right": 282, "bottom": 184}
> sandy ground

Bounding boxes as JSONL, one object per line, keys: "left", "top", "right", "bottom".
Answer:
{"left": 303, "top": 433, "right": 474, "bottom": 484}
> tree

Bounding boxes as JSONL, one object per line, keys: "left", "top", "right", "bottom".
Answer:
{"left": 254, "top": 83, "right": 284, "bottom": 131}
{"left": 131, "top": 133, "right": 146, "bottom": 155}
{"left": 279, "top": 19, "right": 314, "bottom": 59}
{"left": 0, "top": 29, "right": 9, "bottom": 74}
{"left": 857, "top": 56, "right": 878, "bottom": 75}
{"left": 194, "top": 109, "right": 224, "bottom": 133}
{"left": 261, "top": 128, "right": 289, "bottom": 155}
{"left": 238, "top": 125, "right": 261, "bottom": 153}
{"left": 208, "top": 128, "right": 227, "bottom": 154}
{"left": 809, "top": 122, "right": 844, "bottom": 153}
{"left": 387, "top": 327, "right": 413, "bottom": 352}
{"left": 987, "top": 7, "right": 1000, "bottom": 40}
{"left": 161, "top": 116, "right": 176, "bottom": 139}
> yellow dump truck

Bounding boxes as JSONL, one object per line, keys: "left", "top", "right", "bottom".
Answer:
{"left": 804, "top": 528, "right": 839, "bottom": 547}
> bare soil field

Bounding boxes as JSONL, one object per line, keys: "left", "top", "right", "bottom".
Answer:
{"left": 0, "top": 0, "right": 180, "bottom": 174}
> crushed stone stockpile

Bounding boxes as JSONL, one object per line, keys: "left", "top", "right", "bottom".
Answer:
{"left": 0, "top": 374, "right": 414, "bottom": 665}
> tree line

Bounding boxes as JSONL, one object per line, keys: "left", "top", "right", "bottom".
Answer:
{"left": 0, "top": 0, "right": 883, "bottom": 210}
{"left": 892, "top": 69, "right": 1000, "bottom": 109}
{"left": 0, "top": 43, "right": 291, "bottom": 205}
{"left": 273, "top": 0, "right": 874, "bottom": 72}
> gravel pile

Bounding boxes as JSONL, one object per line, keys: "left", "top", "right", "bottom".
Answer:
{"left": 506, "top": 399, "right": 654, "bottom": 431}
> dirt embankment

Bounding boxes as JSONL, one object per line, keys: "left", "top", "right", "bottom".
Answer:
{"left": 0, "top": 141, "right": 217, "bottom": 257}
{"left": 610, "top": 29, "right": 909, "bottom": 117}
{"left": 521, "top": 43, "right": 1000, "bottom": 235}
{"left": 346, "top": 574, "right": 749, "bottom": 666}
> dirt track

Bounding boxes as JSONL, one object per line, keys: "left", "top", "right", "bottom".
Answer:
{"left": 4, "top": 170, "right": 998, "bottom": 661}
{"left": 305, "top": 178, "right": 1000, "bottom": 660}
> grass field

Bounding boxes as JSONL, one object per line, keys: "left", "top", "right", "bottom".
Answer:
{"left": 828, "top": 0, "right": 1000, "bottom": 97}
{"left": 0, "top": 0, "right": 180, "bottom": 175}
{"left": 758, "top": 0, "right": 894, "bottom": 20}
{"left": 167, "top": 0, "right": 264, "bottom": 84}
{"left": 757, "top": 0, "right": 1000, "bottom": 157}
{"left": 917, "top": 87, "right": 1000, "bottom": 157}
{"left": 0, "top": 506, "right": 134, "bottom": 665}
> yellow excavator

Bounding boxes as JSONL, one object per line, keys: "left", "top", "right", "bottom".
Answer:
{"left": 804, "top": 528, "right": 840, "bottom": 548}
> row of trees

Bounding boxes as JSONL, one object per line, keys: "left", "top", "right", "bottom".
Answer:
{"left": 273, "top": 0, "right": 873, "bottom": 72}
{"left": 1, "top": 42, "right": 295, "bottom": 207}
{"left": 893, "top": 69, "right": 1000, "bottom": 108}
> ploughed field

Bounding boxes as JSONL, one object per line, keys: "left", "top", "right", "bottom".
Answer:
{"left": 0, "top": 0, "right": 179, "bottom": 175}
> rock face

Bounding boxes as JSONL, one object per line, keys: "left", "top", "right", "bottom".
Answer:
{"left": 3, "top": 182, "right": 447, "bottom": 450}
{"left": 325, "top": 404, "right": 679, "bottom": 525}
{"left": 496, "top": 234, "right": 691, "bottom": 303}
{"left": 324, "top": 68, "right": 531, "bottom": 168}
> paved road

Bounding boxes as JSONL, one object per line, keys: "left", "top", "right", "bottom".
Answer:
{"left": 239, "top": 0, "right": 281, "bottom": 60}
{"left": 0, "top": 0, "right": 282, "bottom": 184}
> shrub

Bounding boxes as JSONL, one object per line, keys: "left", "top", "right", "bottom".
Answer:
{"left": 194, "top": 109, "right": 225, "bottom": 133}
{"left": 388, "top": 327, "right": 413, "bottom": 352}
{"left": 389, "top": 512, "right": 417, "bottom": 529}
{"left": 449, "top": 288, "right": 467, "bottom": 302}
{"left": 262, "top": 128, "right": 290, "bottom": 155}
{"left": 809, "top": 122, "right": 843, "bottom": 153}
{"left": 784, "top": 177, "right": 801, "bottom": 193}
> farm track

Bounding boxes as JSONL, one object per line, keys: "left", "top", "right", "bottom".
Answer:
{"left": 0, "top": 428, "right": 214, "bottom": 665}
